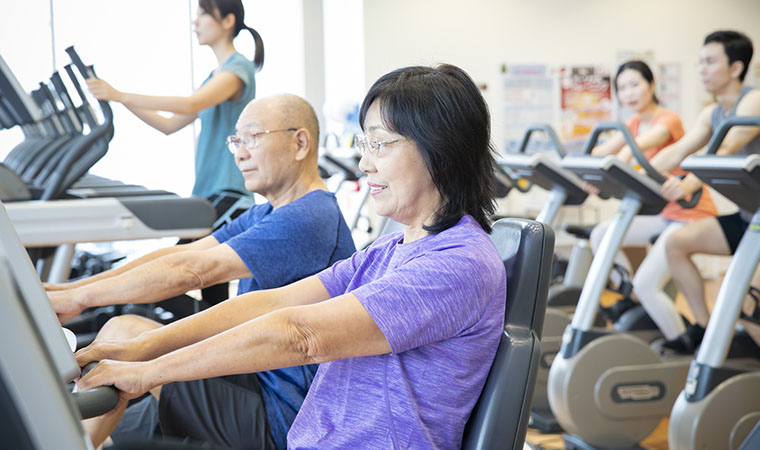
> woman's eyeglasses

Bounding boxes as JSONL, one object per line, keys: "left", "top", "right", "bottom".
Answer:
{"left": 353, "top": 134, "right": 406, "bottom": 156}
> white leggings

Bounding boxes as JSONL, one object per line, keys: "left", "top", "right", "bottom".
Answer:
{"left": 590, "top": 215, "right": 687, "bottom": 340}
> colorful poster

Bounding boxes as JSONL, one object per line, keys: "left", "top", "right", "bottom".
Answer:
{"left": 559, "top": 66, "right": 613, "bottom": 153}
{"left": 500, "top": 64, "right": 557, "bottom": 154}
{"left": 658, "top": 62, "right": 683, "bottom": 115}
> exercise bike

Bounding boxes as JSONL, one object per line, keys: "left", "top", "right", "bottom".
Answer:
{"left": 547, "top": 122, "right": 703, "bottom": 449}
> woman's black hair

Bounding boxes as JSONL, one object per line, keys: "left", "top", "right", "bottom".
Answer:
{"left": 359, "top": 64, "right": 498, "bottom": 234}
{"left": 704, "top": 30, "right": 754, "bottom": 82}
{"left": 199, "top": 0, "right": 265, "bottom": 72}
{"left": 614, "top": 60, "right": 659, "bottom": 104}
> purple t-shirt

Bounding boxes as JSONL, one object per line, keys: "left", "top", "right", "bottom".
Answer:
{"left": 287, "top": 215, "right": 507, "bottom": 449}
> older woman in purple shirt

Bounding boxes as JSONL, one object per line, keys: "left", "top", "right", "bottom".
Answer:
{"left": 76, "top": 64, "right": 507, "bottom": 450}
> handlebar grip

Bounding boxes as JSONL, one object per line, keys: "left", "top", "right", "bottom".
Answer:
{"left": 81, "top": 361, "right": 98, "bottom": 377}
{"left": 63, "top": 64, "right": 88, "bottom": 103}
{"left": 516, "top": 123, "right": 566, "bottom": 157}
{"left": 65, "top": 46, "right": 95, "bottom": 79}
{"left": 49, "top": 72, "right": 74, "bottom": 109}
{"left": 75, "top": 361, "right": 120, "bottom": 419}
{"left": 74, "top": 386, "right": 120, "bottom": 419}
{"left": 676, "top": 185, "right": 703, "bottom": 209}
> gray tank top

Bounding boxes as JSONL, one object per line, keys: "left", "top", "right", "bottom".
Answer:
{"left": 711, "top": 86, "right": 760, "bottom": 221}
{"left": 710, "top": 86, "right": 760, "bottom": 156}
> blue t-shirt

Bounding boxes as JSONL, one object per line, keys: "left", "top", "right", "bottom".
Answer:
{"left": 288, "top": 215, "right": 506, "bottom": 449}
{"left": 213, "top": 189, "right": 356, "bottom": 449}
{"left": 194, "top": 52, "right": 256, "bottom": 198}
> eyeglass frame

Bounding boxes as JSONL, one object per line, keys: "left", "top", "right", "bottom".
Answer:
{"left": 226, "top": 128, "right": 298, "bottom": 154}
{"left": 353, "top": 134, "right": 406, "bottom": 157}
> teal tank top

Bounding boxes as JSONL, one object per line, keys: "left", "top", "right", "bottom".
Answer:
{"left": 193, "top": 52, "right": 256, "bottom": 198}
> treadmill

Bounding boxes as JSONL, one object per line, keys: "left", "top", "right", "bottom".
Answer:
{"left": 0, "top": 48, "right": 216, "bottom": 282}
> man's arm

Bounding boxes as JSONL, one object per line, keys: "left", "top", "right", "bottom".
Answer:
{"left": 48, "top": 238, "right": 251, "bottom": 322}
{"left": 649, "top": 106, "right": 716, "bottom": 173}
{"left": 46, "top": 236, "right": 220, "bottom": 291}
{"left": 657, "top": 92, "right": 760, "bottom": 200}
{"left": 715, "top": 90, "right": 760, "bottom": 155}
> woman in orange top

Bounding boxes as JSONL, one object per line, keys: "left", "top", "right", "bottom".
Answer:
{"left": 590, "top": 60, "right": 717, "bottom": 352}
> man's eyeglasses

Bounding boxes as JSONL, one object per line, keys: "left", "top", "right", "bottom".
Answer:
{"left": 353, "top": 134, "right": 406, "bottom": 157}
{"left": 226, "top": 128, "right": 298, "bottom": 154}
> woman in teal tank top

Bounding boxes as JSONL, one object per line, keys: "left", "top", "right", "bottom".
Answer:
{"left": 85, "top": 0, "right": 263, "bottom": 201}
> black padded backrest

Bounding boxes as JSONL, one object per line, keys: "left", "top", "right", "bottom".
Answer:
{"left": 491, "top": 218, "right": 554, "bottom": 335}
{"left": 462, "top": 218, "right": 554, "bottom": 450}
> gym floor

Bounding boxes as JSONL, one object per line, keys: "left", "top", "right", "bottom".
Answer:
{"left": 525, "top": 419, "right": 669, "bottom": 450}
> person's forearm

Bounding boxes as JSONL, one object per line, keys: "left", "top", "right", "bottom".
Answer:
{"left": 617, "top": 146, "right": 633, "bottom": 164}
{"left": 681, "top": 173, "right": 703, "bottom": 196}
{"left": 140, "top": 291, "right": 390, "bottom": 385}
{"left": 145, "top": 308, "right": 311, "bottom": 385}
{"left": 136, "top": 289, "right": 290, "bottom": 361}
{"left": 591, "top": 133, "right": 625, "bottom": 157}
{"left": 73, "top": 254, "right": 208, "bottom": 309}
{"left": 55, "top": 246, "right": 186, "bottom": 290}
{"left": 118, "top": 92, "right": 200, "bottom": 116}
{"left": 649, "top": 148, "right": 685, "bottom": 173}
{"left": 124, "top": 105, "right": 195, "bottom": 135}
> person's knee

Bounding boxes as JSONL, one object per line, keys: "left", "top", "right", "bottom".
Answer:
{"left": 97, "top": 314, "right": 162, "bottom": 341}
{"left": 665, "top": 227, "right": 692, "bottom": 260}
{"left": 631, "top": 282, "right": 652, "bottom": 303}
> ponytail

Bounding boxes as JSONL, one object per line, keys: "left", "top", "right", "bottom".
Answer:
{"left": 245, "top": 26, "right": 265, "bottom": 72}
{"left": 203, "top": 0, "right": 264, "bottom": 72}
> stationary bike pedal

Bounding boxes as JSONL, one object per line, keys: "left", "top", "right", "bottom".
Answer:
{"left": 739, "top": 286, "right": 760, "bottom": 326}
{"left": 600, "top": 296, "right": 636, "bottom": 323}
{"left": 617, "top": 280, "right": 633, "bottom": 298}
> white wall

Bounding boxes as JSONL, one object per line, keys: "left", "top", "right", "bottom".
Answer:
{"left": 363, "top": 0, "right": 760, "bottom": 149}
{"left": 362, "top": 0, "right": 760, "bottom": 222}
{"left": 1, "top": 0, "right": 307, "bottom": 197}
{"left": 3, "top": 0, "right": 759, "bottom": 200}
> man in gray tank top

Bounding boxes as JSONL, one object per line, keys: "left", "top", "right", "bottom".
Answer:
{"left": 646, "top": 30, "right": 760, "bottom": 354}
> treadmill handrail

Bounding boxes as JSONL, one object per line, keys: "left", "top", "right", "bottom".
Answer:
{"left": 41, "top": 47, "right": 115, "bottom": 200}
{"left": 517, "top": 123, "right": 567, "bottom": 158}
{"left": 50, "top": 71, "right": 83, "bottom": 134}
{"left": 0, "top": 53, "right": 43, "bottom": 123}
{"left": 64, "top": 64, "right": 99, "bottom": 130}
{"left": 705, "top": 116, "right": 760, "bottom": 155}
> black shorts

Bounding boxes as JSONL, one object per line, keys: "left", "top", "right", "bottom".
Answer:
{"left": 112, "top": 374, "right": 276, "bottom": 450}
{"left": 717, "top": 212, "right": 750, "bottom": 254}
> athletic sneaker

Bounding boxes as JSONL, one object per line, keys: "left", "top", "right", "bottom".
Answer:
{"left": 661, "top": 323, "right": 705, "bottom": 355}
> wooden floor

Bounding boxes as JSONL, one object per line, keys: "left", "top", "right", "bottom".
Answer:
{"left": 525, "top": 419, "right": 669, "bottom": 450}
